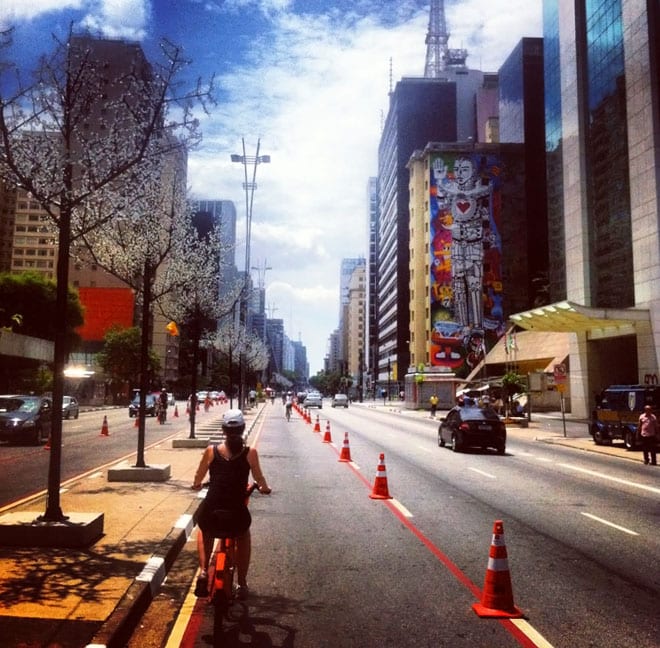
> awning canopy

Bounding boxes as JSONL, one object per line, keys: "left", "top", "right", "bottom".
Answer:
{"left": 484, "top": 330, "right": 570, "bottom": 374}
{"left": 509, "top": 300, "right": 649, "bottom": 335}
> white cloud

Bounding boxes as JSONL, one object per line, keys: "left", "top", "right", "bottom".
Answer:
{"left": 187, "top": 11, "right": 430, "bottom": 369}
{"left": 187, "top": 2, "right": 542, "bottom": 372}
{"left": 79, "top": 0, "right": 151, "bottom": 40}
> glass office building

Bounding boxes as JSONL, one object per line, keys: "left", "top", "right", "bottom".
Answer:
{"left": 512, "top": 1, "right": 660, "bottom": 417}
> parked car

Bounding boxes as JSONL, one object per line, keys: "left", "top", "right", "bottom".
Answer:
{"left": 0, "top": 395, "right": 53, "bottom": 445}
{"left": 303, "top": 392, "right": 323, "bottom": 409}
{"left": 62, "top": 395, "right": 79, "bottom": 419}
{"left": 128, "top": 394, "right": 157, "bottom": 418}
{"left": 331, "top": 394, "right": 349, "bottom": 408}
{"left": 438, "top": 404, "right": 506, "bottom": 454}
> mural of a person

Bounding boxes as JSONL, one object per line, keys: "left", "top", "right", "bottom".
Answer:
{"left": 433, "top": 156, "right": 492, "bottom": 328}
{"left": 428, "top": 152, "right": 504, "bottom": 377}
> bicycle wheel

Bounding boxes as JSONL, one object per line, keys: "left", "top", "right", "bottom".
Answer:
{"left": 212, "top": 540, "right": 235, "bottom": 644}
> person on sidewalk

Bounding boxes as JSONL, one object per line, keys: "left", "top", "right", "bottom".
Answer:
{"left": 191, "top": 409, "right": 271, "bottom": 599}
{"left": 429, "top": 393, "right": 439, "bottom": 418}
{"left": 637, "top": 405, "right": 658, "bottom": 465}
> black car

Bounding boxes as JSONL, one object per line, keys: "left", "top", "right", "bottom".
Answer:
{"left": 0, "top": 395, "right": 53, "bottom": 445}
{"left": 128, "top": 394, "right": 157, "bottom": 417}
{"left": 438, "top": 405, "right": 506, "bottom": 454}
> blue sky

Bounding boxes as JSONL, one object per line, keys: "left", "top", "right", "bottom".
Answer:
{"left": 0, "top": 0, "right": 542, "bottom": 374}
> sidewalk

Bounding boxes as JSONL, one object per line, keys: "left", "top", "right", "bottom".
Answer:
{"left": 0, "top": 404, "right": 263, "bottom": 648}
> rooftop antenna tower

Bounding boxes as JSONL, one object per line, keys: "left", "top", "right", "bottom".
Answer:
{"left": 424, "top": 0, "right": 468, "bottom": 76}
{"left": 424, "top": 0, "right": 449, "bottom": 77}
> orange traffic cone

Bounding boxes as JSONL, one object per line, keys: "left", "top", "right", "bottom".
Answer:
{"left": 185, "top": 402, "right": 190, "bottom": 416}
{"left": 174, "top": 404, "right": 179, "bottom": 418}
{"left": 322, "top": 421, "right": 332, "bottom": 443}
{"left": 100, "top": 415, "right": 110, "bottom": 436}
{"left": 338, "top": 432, "right": 352, "bottom": 462}
{"left": 369, "top": 453, "right": 392, "bottom": 500}
{"left": 472, "top": 520, "right": 523, "bottom": 618}
{"left": 134, "top": 414, "right": 139, "bottom": 427}
{"left": 313, "top": 414, "right": 321, "bottom": 433}
{"left": 44, "top": 434, "right": 51, "bottom": 450}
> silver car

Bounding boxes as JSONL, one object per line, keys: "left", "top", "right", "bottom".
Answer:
{"left": 303, "top": 392, "right": 323, "bottom": 409}
{"left": 62, "top": 395, "right": 80, "bottom": 419}
{"left": 331, "top": 394, "right": 349, "bottom": 408}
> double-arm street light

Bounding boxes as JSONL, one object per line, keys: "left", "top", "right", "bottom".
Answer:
{"left": 231, "top": 138, "right": 270, "bottom": 407}
{"left": 231, "top": 138, "right": 271, "bottom": 283}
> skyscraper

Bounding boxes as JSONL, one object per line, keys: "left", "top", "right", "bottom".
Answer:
{"left": 510, "top": 1, "right": 660, "bottom": 417}
{"left": 192, "top": 200, "right": 239, "bottom": 294}
{"left": 374, "top": 1, "right": 485, "bottom": 391}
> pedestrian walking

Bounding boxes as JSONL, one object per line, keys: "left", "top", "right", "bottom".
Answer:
{"left": 429, "top": 393, "right": 439, "bottom": 418}
{"left": 637, "top": 405, "right": 658, "bottom": 465}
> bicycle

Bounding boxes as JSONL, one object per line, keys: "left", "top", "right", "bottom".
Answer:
{"left": 156, "top": 402, "right": 167, "bottom": 425}
{"left": 206, "top": 483, "right": 260, "bottom": 642}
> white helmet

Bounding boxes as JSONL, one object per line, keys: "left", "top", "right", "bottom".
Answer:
{"left": 221, "top": 409, "right": 245, "bottom": 434}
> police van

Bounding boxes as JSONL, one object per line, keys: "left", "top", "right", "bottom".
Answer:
{"left": 591, "top": 384, "right": 660, "bottom": 449}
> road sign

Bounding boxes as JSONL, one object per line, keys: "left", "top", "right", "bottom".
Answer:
{"left": 554, "top": 364, "right": 567, "bottom": 383}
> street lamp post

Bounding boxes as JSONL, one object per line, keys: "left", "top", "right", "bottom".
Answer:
{"left": 231, "top": 138, "right": 270, "bottom": 409}
{"left": 252, "top": 259, "right": 272, "bottom": 387}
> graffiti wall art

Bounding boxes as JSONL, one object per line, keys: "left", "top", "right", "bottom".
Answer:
{"left": 429, "top": 152, "right": 505, "bottom": 377}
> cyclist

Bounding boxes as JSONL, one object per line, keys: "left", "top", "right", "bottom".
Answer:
{"left": 284, "top": 392, "right": 293, "bottom": 421}
{"left": 191, "top": 409, "right": 271, "bottom": 599}
{"left": 157, "top": 387, "right": 168, "bottom": 423}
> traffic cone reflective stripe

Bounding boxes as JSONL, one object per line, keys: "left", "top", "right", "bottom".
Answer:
{"left": 322, "top": 421, "right": 332, "bottom": 443}
{"left": 472, "top": 520, "right": 523, "bottom": 618}
{"left": 313, "top": 414, "right": 321, "bottom": 432}
{"left": 338, "top": 432, "right": 352, "bottom": 462}
{"left": 100, "top": 415, "right": 110, "bottom": 436}
{"left": 369, "top": 453, "right": 392, "bottom": 499}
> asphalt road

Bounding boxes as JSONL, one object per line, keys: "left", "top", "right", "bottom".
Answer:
{"left": 0, "top": 404, "right": 190, "bottom": 507}
{"left": 131, "top": 403, "right": 660, "bottom": 648}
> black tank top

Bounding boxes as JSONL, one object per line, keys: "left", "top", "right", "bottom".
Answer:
{"left": 207, "top": 445, "right": 250, "bottom": 509}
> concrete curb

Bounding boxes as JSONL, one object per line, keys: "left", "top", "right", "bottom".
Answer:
{"left": 86, "top": 497, "right": 201, "bottom": 648}
{"left": 84, "top": 404, "right": 265, "bottom": 648}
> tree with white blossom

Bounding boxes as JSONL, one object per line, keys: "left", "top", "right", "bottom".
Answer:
{"left": 210, "top": 321, "right": 269, "bottom": 408}
{"left": 78, "top": 151, "right": 242, "bottom": 459}
{"left": 0, "top": 27, "right": 213, "bottom": 521}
